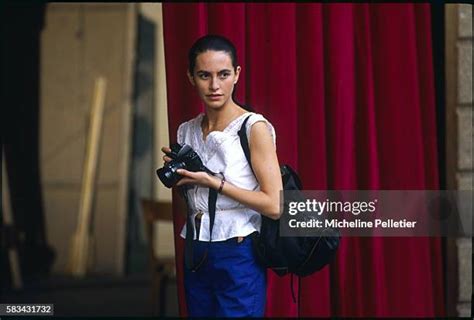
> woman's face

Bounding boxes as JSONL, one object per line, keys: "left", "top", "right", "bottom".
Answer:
{"left": 188, "top": 50, "right": 241, "bottom": 110}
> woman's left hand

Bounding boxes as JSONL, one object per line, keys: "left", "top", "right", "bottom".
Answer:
{"left": 175, "top": 169, "right": 220, "bottom": 189}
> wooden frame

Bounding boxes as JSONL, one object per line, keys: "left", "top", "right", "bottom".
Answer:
{"left": 444, "top": 4, "right": 459, "bottom": 317}
{"left": 140, "top": 198, "right": 175, "bottom": 316}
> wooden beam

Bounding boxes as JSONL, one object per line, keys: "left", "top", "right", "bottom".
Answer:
{"left": 68, "top": 76, "right": 107, "bottom": 276}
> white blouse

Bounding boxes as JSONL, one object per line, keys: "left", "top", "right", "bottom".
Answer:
{"left": 177, "top": 112, "right": 276, "bottom": 241}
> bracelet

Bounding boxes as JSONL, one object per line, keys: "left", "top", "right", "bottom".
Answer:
{"left": 218, "top": 176, "right": 226, "bottom": 194}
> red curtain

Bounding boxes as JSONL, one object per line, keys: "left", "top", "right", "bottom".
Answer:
{"left": 162, "top": 3, "right": 445, "bottom": 317}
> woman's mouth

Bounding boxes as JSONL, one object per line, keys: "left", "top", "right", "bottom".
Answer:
{"left": 207, "top": 94, "right": 223, "bottom": 101}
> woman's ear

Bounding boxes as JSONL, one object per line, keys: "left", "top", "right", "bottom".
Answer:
{"left": 234, "top": 66, "right": 241, "bottom": 84}
{"left": 187, "top": 70, "right": 195, "bottom": 86}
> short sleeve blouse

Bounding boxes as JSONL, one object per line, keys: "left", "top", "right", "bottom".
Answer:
{"left": 177, "top": 112, "right": 276, "bottom": 241}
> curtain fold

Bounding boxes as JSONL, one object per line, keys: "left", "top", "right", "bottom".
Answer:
{"left": 162, "top": 3, "right": 444, "bottom": 317}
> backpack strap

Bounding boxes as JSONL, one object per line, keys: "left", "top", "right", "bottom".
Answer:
{"left": 238, "top": 115, "right": 254, "bottom": 174}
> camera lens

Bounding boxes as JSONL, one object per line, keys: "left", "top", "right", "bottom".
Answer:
{"left": 156, "top": 160, "right": 186, "bottom": 188}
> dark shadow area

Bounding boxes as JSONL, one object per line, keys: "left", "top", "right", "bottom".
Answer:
{"left": 1, "top": 2, "right": 55, "bottom": 288}
{"left": 0, "top": 274, "right": 178, "bottom": 317}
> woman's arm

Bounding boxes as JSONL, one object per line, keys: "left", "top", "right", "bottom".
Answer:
{"left": 172, "top": 121, "right": 283, "bottom": 220}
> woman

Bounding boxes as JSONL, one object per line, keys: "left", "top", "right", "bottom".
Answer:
{"left": 162, "top": 34, "right": 282, "bottom": 317}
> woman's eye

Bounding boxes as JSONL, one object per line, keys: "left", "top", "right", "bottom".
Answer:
{"left": 219, "top": 73, "right": 230, "bottom": 79}
{"left": 198, "top": 74, "right": 209, "bottom": 80}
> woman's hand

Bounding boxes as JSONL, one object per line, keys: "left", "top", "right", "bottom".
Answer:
{"left": 174, "top": 169, "right": 221, "bottom": 189}
{"left": 161, "top": 146, "right": 220, "bottom": 189}
{"left": 161, "top": 146, "right": 173, "bottom": 164}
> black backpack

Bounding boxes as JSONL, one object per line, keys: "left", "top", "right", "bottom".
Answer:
{"left": 238, "top": 115, "right": 340, "bottom": 277}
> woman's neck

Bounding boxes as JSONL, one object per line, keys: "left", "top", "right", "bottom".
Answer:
{"left": 204, "top": 101, "right": 247, "bottom": 131}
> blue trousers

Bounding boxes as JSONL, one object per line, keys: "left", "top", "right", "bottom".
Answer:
{"left": 184, "top": 236, "right": 267, "bottom": 317}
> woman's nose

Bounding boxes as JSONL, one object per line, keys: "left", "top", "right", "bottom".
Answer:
{"left": 209, "top": 77, "right": 219, "bottom": 91}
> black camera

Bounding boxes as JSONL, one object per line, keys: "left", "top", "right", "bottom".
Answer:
{"left": 156, "top": 143, "right": 210, "bottom": 188}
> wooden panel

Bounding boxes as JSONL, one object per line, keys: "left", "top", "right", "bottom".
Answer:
{"left": 40, "top": 3, "right": 135, "bottom": 275}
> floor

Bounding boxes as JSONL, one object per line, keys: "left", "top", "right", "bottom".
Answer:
{"left": 0, "top": 274, "right": 179, "bottom": 317}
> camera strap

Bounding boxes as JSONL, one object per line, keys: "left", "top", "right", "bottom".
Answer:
{"left": 184, "top": 186, "right": 218, "bottom": 272}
